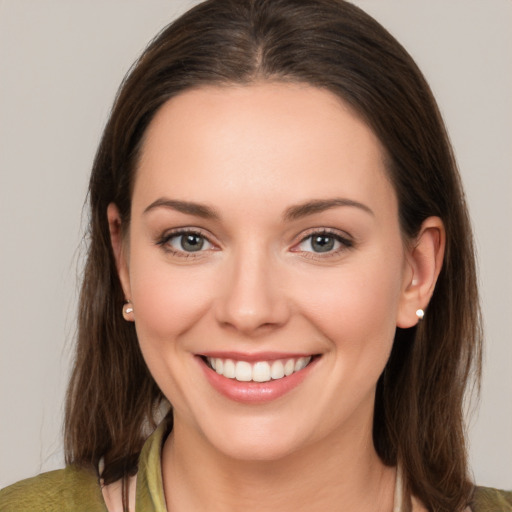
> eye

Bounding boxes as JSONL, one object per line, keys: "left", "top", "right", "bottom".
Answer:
{"left": 294, "top": 230, "right": 353, "bottom": 255}
{"left": 158, "top": 230, "right": 214, "bottom": 255}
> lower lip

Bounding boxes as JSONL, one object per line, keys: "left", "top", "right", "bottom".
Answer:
{"left": 197, "top": 356, "right": 318, "bottom": 404}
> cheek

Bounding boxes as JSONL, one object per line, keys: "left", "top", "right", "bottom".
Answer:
{"left": 298, "top": 253, "right": 405, "bottom": 355}
{"left": 129, "top": 255, "right": 215, "bottom": 341}
{"left": 127, "top": 254, "right": 218, "bottom": 407}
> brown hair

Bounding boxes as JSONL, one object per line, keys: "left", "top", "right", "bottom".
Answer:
{"left": 65, "top": 1, "right": 482, "bottom": 510}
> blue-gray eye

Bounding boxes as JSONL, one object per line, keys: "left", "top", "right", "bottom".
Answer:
{"left": 298, "top": 233, "right": 344, "bottom": 253}
{"left": 167, "top": 232, "right": 213, "bottom": 252}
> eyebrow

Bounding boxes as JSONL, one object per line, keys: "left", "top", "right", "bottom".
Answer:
{"left": 143, "top": 198, "right": 220, "bottom": 220}
{"left": 283, "top": 198, "right": 374, "bottom": 221}
{"left": 143, "top": 197, "right": 373, "bottom": 221}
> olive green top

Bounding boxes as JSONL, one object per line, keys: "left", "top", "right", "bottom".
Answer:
{"left": 1, "top": 420, "right": 511, "bottom": 511}
{"left": 0, "top": 420, "right": 168, "bottom": 512}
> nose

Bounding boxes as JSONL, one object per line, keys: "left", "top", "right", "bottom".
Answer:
{"left": 213, "top": 248, "right": 290, "bottom": 336}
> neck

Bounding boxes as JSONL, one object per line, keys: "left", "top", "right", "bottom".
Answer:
{"left": 161, "top": 413, "right": 396, "bottom": 512}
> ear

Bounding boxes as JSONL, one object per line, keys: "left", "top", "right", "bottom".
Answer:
{"left": 396, "top": 216, "right": 445, "bottom": 328}
{"left": 107, "top": 203, "right": 132, "bottom": 308}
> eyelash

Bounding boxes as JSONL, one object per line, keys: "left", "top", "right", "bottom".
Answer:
{"left": 293, "top": 229, "right": 354, "bottom": 258}
{"left": 156, "top": 229, "right": 215, "bottom": 258}
{"left": 156, "top": 228, "right": 354, "bottom": 258}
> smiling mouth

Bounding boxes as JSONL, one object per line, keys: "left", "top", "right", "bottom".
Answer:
{"left": 202, "top": 355, "right": 317, "bottom": 383}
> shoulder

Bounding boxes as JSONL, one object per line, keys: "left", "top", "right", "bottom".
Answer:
{"left": 471, "top": 486, "right": 512, "bottom": 511}
{"left": 0, "top": 465, "right": 107, "bottom": 512}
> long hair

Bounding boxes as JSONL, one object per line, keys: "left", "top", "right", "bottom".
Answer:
{"left": 64, "top": 1, "right": 482, "bottom": 510}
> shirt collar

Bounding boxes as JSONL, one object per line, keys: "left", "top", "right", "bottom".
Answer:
{"left": 135, "top": 419, "right": 169, "bottom": 511}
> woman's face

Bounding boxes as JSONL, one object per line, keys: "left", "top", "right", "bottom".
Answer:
{"left": 111, "top": 83, "right": 420, "bottom": 461}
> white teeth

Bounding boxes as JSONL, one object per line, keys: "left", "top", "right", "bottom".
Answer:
{"left": 270, "top": 360, "right": 285, "bottom": 379}
{"left": 284, "top": 359, "right": 295, "bottom": 376}
{"left": 223, "top": 359, "right": 236, "bottom": 378}
{"left": 207, "top": 356, "right": 312, "bottom": 382}
{"left": 235, "top": 361, "right": 252, "bottom": 381}
{"left": 295, "top": 357, "right": 309, "bottom": 372}
{"left": 252, "top": 362, "right": 271, "bottom": 382}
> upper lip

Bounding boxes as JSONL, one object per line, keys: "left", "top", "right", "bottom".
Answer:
{"left": 198, "top": 351, "right": 317, "bottom": 362}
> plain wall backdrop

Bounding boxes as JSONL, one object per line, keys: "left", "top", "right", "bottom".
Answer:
{"left": 1, "top": 0, "right": 511, "bottom": 490}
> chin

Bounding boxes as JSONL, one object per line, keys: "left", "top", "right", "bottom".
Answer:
{"left": 195, "top": 413, "right": 316, "bottom": 463}
{"left": 214, "top": 434, "right": 303, "bottom": 463}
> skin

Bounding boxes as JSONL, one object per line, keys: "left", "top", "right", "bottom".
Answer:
{"left": 108, "top": 83, "right": 444, "bottom": 512}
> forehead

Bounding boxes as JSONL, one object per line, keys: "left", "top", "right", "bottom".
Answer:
{"left": 133, "top": 83, "right": 396, "bottom": 219}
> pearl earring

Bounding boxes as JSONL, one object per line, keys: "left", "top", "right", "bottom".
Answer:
{"left": 123, "top": 303, "right": 134, "bottom": 319}
{"left": 415, "top": 309, "right": 424, "bottom": 320}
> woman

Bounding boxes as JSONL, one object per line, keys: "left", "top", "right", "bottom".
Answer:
{"left": 1, "top": 0, "right": 510, "bottom": 511}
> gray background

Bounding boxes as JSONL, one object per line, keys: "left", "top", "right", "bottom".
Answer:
{"left": 1, "top": 0, "right": 511, "bottom": 489}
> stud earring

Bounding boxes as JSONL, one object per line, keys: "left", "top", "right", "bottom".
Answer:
{"left": 123, "top": 303, "right": 134, "bottom": 320}
{"left": 415, "top": 309, "right": 424, "bottom": 320}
